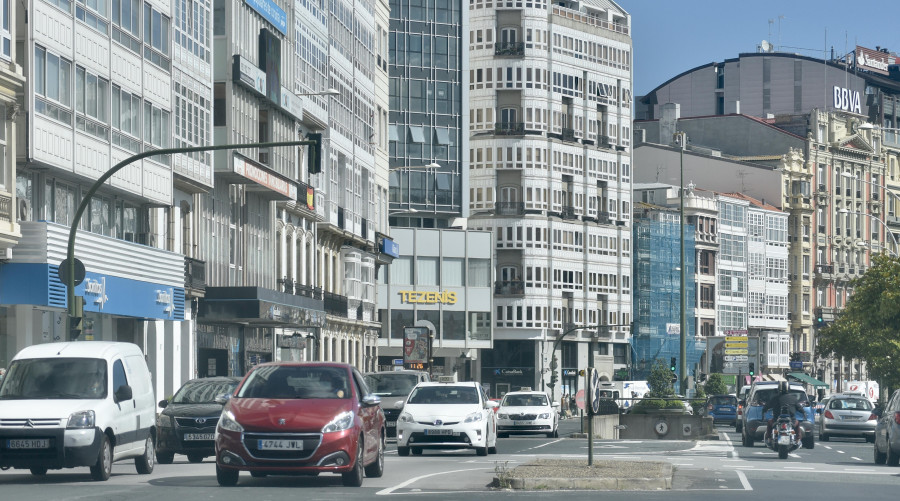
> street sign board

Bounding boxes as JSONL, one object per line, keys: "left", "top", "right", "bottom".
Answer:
{"left": 725, "top": 348, "right": 748, "bottom": 355}
{"left": 789, "top": 361, "right": 803, "bottom": 370}
{"left": 723, "top": 363, "right": 749, "bottom": 374}
{"left": 724, "top": 355, "right": 749, "bottom": 362}
{"left": 725, "top": 336, "right": 748, "bottom": 342}
{"left": 725, "top": 342, "right": 748, "bottom": 348}
{"left": 590, "top": 368, "right": 601, "bottom": 414}
{"left": 575, "top": 389, "right": 585, "bottom": 410}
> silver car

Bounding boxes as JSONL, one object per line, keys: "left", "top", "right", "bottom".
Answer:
{"left": 817, "top": 394, "right": 876, "bottom": 442}
{"left": 874, "top": 389, "right": 900, "bottom": 466}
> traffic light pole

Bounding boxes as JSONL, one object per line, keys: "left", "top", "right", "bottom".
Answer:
{"left": 66, "top": 138, "right": 321, "bottom": 339}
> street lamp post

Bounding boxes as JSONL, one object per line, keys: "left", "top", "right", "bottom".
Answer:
{"left": 65, "top": 138, "right": 322, "bottom": 340}
{"left": 674, "top": 131, "right": 688, "bottom": 394}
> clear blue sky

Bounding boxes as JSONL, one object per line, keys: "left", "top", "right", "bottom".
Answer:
{"left": 616, "top": 0, "right": 900, "bottom": 96}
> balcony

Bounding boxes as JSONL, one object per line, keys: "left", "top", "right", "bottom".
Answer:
{"left": 324, "top": 291, "right": 349, "bottom": 317}
{"left": 597, "top": 211, "right": 614, "bottom": 225}
{"left": 0, "top": 193, "right": 11, "bottom": 223}
{"left": 295, "top": 284, "right": 323, "bottom": 301}
{"left": 184, "top": 257, "right": 207, "bottom": 295}
{"left": 494, "top": 201, "right": 525, "bottom": 216}
{"left": 815, "top": 264, "right": 834, "bottom": 275}
{"left": 560, "top": 206, "right": 577, "bottom": 220}
{"left": 494, "top": 41, "right": 525, "bottom": 56}
{"left": 278, "top": 277, "right": 294, "bottom": 294}
{"left": 598, "top": 135, "right": 612, "bottom": 147}
{"left": 494, "top": 280, "right": 525, "bottom": 296}
{"left": 561, "top": 128, "right": 576, "bottom": 142}
{"left": 495, "top": 122, "right": 525, "bottom": 135}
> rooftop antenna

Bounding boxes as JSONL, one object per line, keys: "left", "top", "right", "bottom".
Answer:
{"left": 777, "top": 15, "right": 785, "bottom": 51}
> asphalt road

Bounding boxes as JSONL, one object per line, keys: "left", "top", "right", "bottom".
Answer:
{"left": 1, "top": 419, "right": 897, "bottom": 500}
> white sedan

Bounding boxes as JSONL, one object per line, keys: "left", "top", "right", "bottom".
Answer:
{"left": 497, "top": 391, "right": 559, "bottom": 438}
{"left": 396, "top": 381, "right": 498, "bottom": 456}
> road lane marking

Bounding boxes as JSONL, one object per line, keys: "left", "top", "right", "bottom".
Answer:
{"left": 851, "top": 457, "right": 862, "bottom": 461}
{"left": 824, "top": 446, "right": 833, "bottom": 450}
{"left": 736, "top": 470, "right": 753, "bottom": 490}
{"left": 837, "top": 450, "right": 846, "bottom": 454}
{"left": 528, "top": 438, "right": 565, "bottom": 450}
{"left": 784, "top": 466, "right": 814, "bottom": 470}
{"left": 376, "top": 467, "right": 490, "bottom": 496}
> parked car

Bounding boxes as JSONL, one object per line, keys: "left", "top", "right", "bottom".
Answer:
{"left": 705, "top": 394, "right": 738, "bottom": 424}
{"left": 496, "top": 390, "right": 559, "bottom": 438}
{"left": 214, "top": 362, "right": 385, "bottom": 487}
{"left": 156, "top": 376, "right": 242, "bottom": 464}
{"left": 0, "top": 341, "right": 157, "bottom": 480}
{"left": 396, "top": 381, "right": 498, "bottom": 456}
{"left": 816, "top": 393, "right": 877, "bottom": 442}
{"left": 874, "top": 389, "right": 900, "bottom": 466}
{"left": 740, "top": 381, "right": 815, "bottom": 449}
{"left": 364, "top": 370, "right": 431, "bottom": 438}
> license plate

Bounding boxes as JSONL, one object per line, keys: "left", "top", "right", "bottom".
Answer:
{"left": 777, "top": 435, "right": 791, "bottom": 445}
{"left": 842, "top": 416, "right": 861, "bottom": 421}
{"left": 514, "top": 420, "right": 532, "bottom": 426}
{"left": 385, "top": 421, "right": 397, "bottom": 427}
{"left": 7, "top": 439, "right": 49, "bottom": 449}
{"left": 424, "top": 428, "right": 453, "bottom": 436}
{"left": 258, "top": 439, "right": 304, "bottom": 450}
{"left": 184, "top": 433, "right": 215, "bottom": 441}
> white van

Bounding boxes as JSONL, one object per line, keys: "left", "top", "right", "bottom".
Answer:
{"left": 0, "top": 341, "right": 157, "bottom": 480}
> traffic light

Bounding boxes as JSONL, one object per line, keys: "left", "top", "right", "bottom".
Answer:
{"left": 68, "top": 295, "right": 84, "bottom": 340}
{"left": 670, "top": 357, "right": 677, "bottom": 372}
{"left": 748, "top": 362, "right": 755, "bottom": 376}
{"left": 306, "top": 132, "right": 322, "bottom": 174}
{"left": 815, "top": 314, "right": 826, "bottom": 328}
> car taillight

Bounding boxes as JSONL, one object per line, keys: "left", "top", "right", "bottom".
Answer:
{"left": 708, "top": 404, "right": 713, "bottom": 411}
{"left": 894, "top": 412, "right": 900, "bottom": 425}
{"left": 868, "top": 413, "right": 877, "bottom": 421}
{"left": 824, "top": 410, "right": 834, "bottom": 419}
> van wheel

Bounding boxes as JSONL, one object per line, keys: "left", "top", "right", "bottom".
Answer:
{"left": 411, "top": 447, "right": 423, "bottom": 455}
{"left": 30, "top": 467, "right": 48, "bottom": 476}
{"left": 90, "top": 435, "right": 112, "bottom": 481}
{"left": 187, "top": 453, "right": 204, "bottom": 463}
{"left": 135, "top": 435, "right": 155, "bottom": 474}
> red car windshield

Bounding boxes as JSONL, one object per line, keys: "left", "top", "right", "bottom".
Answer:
{"left": 238, "top": 365, "right": 351, "bottom": 399}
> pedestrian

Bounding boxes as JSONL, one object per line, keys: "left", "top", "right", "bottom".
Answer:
{"left": 560, "top": 393, "right": 570, "bottom": 419}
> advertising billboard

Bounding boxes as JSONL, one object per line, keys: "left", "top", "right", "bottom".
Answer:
{"left": 403, "top": 326, "right": 430, "bottom": 370}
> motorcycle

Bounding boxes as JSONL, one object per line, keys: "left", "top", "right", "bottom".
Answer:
{"left": 765, "top": 405, "right": 802, "bottom": 459}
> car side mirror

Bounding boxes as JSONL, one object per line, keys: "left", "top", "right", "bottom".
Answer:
{"left": 487, "top": 400, "right": 500, "bottom": 409}
{"left": 115, "top": 384, "right": 133, "bottom": 403}
{"left": 215, "top": 393, "right": 233, "bottom": 405}
{"left": 158, "top": 399, "right": 169, "bottom": 408}
{"left": 362, "top": 395, "right": 381, "bottom": 407}
{"left": 552, "top": 402, "right": 561, "bottom": 409}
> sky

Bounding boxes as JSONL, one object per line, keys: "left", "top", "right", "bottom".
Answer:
{"left": 615, "top": 0, "right": 900, "bottom": 96}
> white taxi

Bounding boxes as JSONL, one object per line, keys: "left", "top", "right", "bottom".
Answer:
{"left": 396, "top": 381, "right": 498, "bottom": 456}
{"left": 497, "top": 391, "right": 559, "bottom": 438}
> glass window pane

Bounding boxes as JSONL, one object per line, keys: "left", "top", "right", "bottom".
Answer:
{"left": 112, "top": 87, "right": 120, "bottom": 128}
{"left": 35, "top": 47, "right": 45, "bottom": 96}
{"left": 98, "top": 79, "right": 108, "bottom": 123}
{"left": 75, "top": 67, "right": 85, "bottom": 113}
{"left": 47, "top": 54, "right": 59, "bottom": 101}
{"left": 59, "top": 60, "right": 71, "bottom": 107}
{"left": 417, "top": 257, "right": 439, "bottom": 286}
{"left": 467, "top": 258, "right": 491, "bottom": 287}
{"left": 443, "top": 257, "right": 464, "bottom": 286}
{"left": 86, "top": 73, "right": 98, "bottom": 117}
{"left": 389, "top": 257, "right": 412, "bottom": 284}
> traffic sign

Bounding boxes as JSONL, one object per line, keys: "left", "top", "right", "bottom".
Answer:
{"left": 57, "top": 258, "right": 86, "bottom": 287}
{"left": 725, "top": 342, "right": 748, "bottom": 348}
{"left": 575, "top": 389, "right": 585, "bottom": 410}
{"left": 590, "top": 368, "right": 601, "bottom": 414}
{"left": 725, "top": 348, "right": 748, "bottom": 355}
{"left": 724, "top": 355, "right": 749, "bottom": 362}
{"left": 789, "top": 361, "right": 803, "bottom": 369}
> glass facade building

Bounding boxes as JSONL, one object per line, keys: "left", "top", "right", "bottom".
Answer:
{"left": 388, "top": 0, "right": 468, "bottom": 226}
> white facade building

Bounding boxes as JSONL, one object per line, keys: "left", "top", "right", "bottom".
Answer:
{"left": 467, "top": 1, "right": 632, "bottom": 395}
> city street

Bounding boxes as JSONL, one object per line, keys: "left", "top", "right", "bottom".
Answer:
{"left": 1, "top": 419, "right": 897, "bottom": 500}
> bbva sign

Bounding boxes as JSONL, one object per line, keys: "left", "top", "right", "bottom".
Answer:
{"left": 833, "top": 86, "right": 862, "bottom": 114}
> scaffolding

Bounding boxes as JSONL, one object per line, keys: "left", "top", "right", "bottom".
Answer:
{"left": 631, "top": 210, "right": 705, "bottom": 387}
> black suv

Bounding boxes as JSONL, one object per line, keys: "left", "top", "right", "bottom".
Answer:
{"left": 156, "top": 376, "right": 242, "bottom": 463}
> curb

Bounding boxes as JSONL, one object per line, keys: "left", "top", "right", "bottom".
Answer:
{"left": 504, "top": 476, "right": 672, "bottom": 490}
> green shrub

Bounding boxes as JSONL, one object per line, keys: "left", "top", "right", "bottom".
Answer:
{"left": 666, "top": 399, "right": 685, "bottom": 409}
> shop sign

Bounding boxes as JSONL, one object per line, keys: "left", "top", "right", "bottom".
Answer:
{"left": 562, "top": 369, "right": 578, "bottom": 376}
{"left": 232, "top": 55, "right": 266, "bottom": 97}
{"left": 833, "top": 86, "right": 862, "bottom": 114}
{"left": 244, "top": 0, "right": 287, "bottom": 35}
{"left": 380, "top": 238, "right": 400, "bottom": 258}
{"left": 83, "top": 277, "right": 108, "bottom": 310}
{"left": 856, "top": 45, "right": 894, "bottom": 75}
{"left": 280, "top": 86, "right": 303, "bottom": 121}
{"left": 398, "top": 290, "right": 457, "bottom": 304}
{"left": 245, "top": 336, "right": 271, "bottom": 353}
{"left": 156, "top": 288, "right": 174, "bottom": 318}
{"left": 233, "top": 154, "right": 298, "bottom": 199}
{"left": 493, "top": 368, "right": 526, "bottom": 376}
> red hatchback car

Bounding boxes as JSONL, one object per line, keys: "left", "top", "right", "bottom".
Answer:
{"left": 214, "top": 362, "right": 385, "bottom": 487}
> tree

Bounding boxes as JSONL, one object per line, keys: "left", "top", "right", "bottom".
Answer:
{"left": 816, "top": 254, "right": 900, "bottom": 392}
{"left": 647, "top": 358, "right": 675, "bottom": 398}
{"left": 704, "top": 373, "right": 728, "bottom": 396}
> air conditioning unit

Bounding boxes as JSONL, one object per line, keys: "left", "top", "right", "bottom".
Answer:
{"left": 18, "top": 198, "right": 31, "bottom": 222}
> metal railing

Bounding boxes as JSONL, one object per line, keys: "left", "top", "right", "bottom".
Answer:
{"left": 494, "top": 280, "right": 525, "bottom": 295}
{"left": 494, "top": 122, "right": 525, "bottom": 135}
{"left": 0, "top": 193, "right": 11, "bottom": 223}
{"left": 494, "top": 201, "right": 525, "bottom": 216}
{"left": 494, "top": 41, "right": 525, "bottom": 56}
{"left": 324, "top": 291, "right": 348, "bottom": 317}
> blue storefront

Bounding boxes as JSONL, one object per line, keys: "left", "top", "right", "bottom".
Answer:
{"left": 0, "top": 222, "right": 188, "bottom": 402}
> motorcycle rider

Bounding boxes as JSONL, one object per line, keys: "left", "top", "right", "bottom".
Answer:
{"left": 763, "top": 381, "right": 806, "bottom": 444}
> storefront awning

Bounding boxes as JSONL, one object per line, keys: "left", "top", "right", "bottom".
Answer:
{"left": 198, "top": 286, "right": 325, "bottom": 328}
{"left": 787, "top": 372, "right": 828, "bottom": 388}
